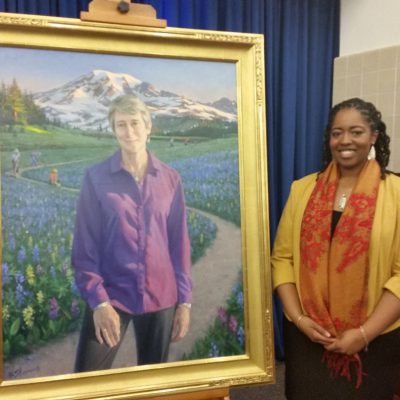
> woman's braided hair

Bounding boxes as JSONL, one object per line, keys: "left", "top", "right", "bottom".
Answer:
{"left": 321, "top": 98, "right": 391, "bottom": 178}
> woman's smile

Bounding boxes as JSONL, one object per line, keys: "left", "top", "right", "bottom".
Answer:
{"left": 337, "top": 149, "right": 356, "bottom": 158}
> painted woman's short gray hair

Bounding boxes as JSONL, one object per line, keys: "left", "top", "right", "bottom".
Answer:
{"left": 108, "top": 94, "right": 152, "bottom": 131}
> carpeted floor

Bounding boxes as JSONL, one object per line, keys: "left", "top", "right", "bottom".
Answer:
{"left": 230, "top": 361, "right": 285, "bottom": 400}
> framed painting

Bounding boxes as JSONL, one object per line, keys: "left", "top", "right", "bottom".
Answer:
{"left": 0, "top": 11, "right": 273, "bottom": 400}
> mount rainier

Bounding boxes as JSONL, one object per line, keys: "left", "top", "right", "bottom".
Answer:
{"left": 33, "top": 69, "right": 237, "bottom": 134}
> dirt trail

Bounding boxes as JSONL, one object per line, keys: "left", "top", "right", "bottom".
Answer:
{"left": 4, "top": 210, "right": 242, "bottom": 380}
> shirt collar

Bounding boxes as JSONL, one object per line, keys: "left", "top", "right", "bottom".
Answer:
{"left": 110, "top": 150, "right": 160, "bottom": 176}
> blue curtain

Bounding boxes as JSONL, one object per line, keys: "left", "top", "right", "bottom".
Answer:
{"left": 0, "top": 0, "right": 340, "bottom": 359}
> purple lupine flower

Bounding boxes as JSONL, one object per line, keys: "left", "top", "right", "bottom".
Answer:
{"left": 237, "top": 325, "right": 245, "bottom": 347}
{"left": 71, "top": 299, "right": 80, "bottom": 318}
{"left": 15, "top": 270, "right": 25, "bottom": 284}
{"left": 209, "top": 342, "right": 220, "bottom": 357}
{"left": 2, "top": 263, "right": 9, "bottom": 287}
{"left": 236, "top": 291, "right": 244, "bottom": 308}
{"left": 17, "top": 246, "right": 26, "bottom": 264}
{"left": 32, "top": 244, "right": 40, "bottom": 263}
{"left": 70, "top": 280, "right": 79, "bottom": 295}
{"left": 217, "top": 307, "right": 228, "bottom": 325}
{"left": 59, "top": 246, "right": 65, "bottom": 258}
{"left": 49, "top": 266, "right": 57, "bottom": 279}
{"left": 8, "top": 234, "right": 16, "bottom": 251}
{"left": 229, "top": 315, "right": 238, "bottom": 334}
{"left": 233, "top": 282, "right": 241, "bottom": 294}
{"left": 48, "top": 297, "right": 60, "bottom": 319}
{"left": 16, "top": 283, "right": 26, "bottom": 305}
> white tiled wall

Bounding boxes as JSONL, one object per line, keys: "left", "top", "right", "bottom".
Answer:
{"left": 332, "top": 45, "right": 400, "bottom": 172}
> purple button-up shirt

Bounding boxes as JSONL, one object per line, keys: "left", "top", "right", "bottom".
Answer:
{"left": 72, "top": 151, "right": 192, "bottom": 315}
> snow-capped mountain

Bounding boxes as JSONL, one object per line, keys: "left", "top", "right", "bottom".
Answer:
{"left": 208, "top": 97, "right": 237, "bottom": 114}
{"left": 34, "top": 70, "right": 237, "bottom": 132}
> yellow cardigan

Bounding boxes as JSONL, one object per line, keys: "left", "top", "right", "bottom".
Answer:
{"left": 272, "top": 172, "right": 400, "bottom": 333}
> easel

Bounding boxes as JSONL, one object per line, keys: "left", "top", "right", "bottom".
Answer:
{"left": 80, "top": 4, "right": 228, "bottom": 397}
{"left": 80, "top": 0, "right": 167, "bottom": 27}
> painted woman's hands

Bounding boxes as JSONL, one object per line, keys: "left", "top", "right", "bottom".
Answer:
{"left": 171, "top": 305, "right": 190, "bottom": 342}
{"left": 93, "top": 304, "right": 121, "bottom": 347}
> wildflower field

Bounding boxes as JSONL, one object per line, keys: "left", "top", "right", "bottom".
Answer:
{"left": 183, "top": 278, "right": 245, "bottom": 359}
{"left": 2, "top": 128, "right": 244, "bottom": 360}
{"left": 2, "top": 177, "right": 79, "bottom": 359}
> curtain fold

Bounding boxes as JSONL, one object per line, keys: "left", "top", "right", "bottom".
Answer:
{"left": 0, "top": 0, "right": 340, "bottom": 360}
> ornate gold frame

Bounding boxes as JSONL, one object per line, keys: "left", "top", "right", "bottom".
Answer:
{"left": 0, "top": 12, "right": 273, "bottom": 399}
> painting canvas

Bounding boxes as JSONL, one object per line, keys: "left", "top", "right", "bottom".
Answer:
{"left": 0, "top": 12, "right": 273, "bottom": 400}
{"left": 1, "top": 45, "right": 243, "bottom": 378}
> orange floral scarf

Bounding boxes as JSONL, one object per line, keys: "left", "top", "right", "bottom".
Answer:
{"left": 299, "top": 160, "right": 381, "bottom": 388}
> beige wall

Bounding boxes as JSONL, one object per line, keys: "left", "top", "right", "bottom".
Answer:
{"left": 332, "top": 0, "right": 400, "bottom": 172}
{"left": 332, "top": 45, "right": 400, "bottom": 172}
{"left": 336, "top": 0, "right": 400, "bottom": 172}
{"left": 332, "top": 46, "right": 400, "bottom": 172}
{"left": 340, "top": 0, "right": 400, "bottom": 56}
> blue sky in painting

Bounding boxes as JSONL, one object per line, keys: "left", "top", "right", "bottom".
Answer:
{"left": 0, "top": 47, "right": 237, "bottom": 103}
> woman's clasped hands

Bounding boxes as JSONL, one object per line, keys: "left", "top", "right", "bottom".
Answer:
{"left": 297, "top": 315, "right": 367, "bottom": 355}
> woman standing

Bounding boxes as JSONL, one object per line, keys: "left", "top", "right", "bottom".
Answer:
{"left": 72, "top": 94, "right": 192, "bottom": 371}
{"left": 272, "top": 98, "right": 400, "bottom": 399}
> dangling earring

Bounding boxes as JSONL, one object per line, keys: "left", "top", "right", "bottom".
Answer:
{"left": 368, "top": 144, "right": 376, "bottom": 160}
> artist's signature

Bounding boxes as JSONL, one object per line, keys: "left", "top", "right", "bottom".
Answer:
{"left": 5, "top": 366, "right": 40, "bottom": 379}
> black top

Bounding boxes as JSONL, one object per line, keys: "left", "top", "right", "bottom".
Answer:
{"left": 331, "top": 210, "right": 342, "bottom": 238}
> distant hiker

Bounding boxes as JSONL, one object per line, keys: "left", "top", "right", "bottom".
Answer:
{"left": 11, "top": 148, "right": 21, "bottom": 176}
{"left": 31, "top": 150, "right": 41, "bottom": 166}
{"left": 48, "top": 168, "right": 59, "bottom": 186}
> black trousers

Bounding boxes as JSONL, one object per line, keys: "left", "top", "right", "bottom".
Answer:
{"left": 74, "top": 305, "right": 176, "bottom": 372}
{"left": 283, "top": 317, "right": 400, "bottom": 400}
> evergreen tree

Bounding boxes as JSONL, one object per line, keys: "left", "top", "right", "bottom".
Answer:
{"left": 0, "top": 81, "right": 7, "bottom": 125}
{"left": 6, "top": 78, "right": 26, "bottom": 125}
{"left": 0, "top": 80, "right": 47, "bottom": 127}
{"left": 24, "top": 91, "right": 47, "bottom": 125}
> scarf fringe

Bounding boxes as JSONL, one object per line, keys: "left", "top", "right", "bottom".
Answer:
{"left": 322, "top": 350, "right": 365, "bottom": 389}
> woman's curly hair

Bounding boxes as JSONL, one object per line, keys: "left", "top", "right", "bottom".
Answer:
{"left": 321, "top": 98, "right": 391, "bottom": 178}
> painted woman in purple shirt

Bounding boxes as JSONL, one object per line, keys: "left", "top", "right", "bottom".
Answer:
{"left": 72, "top": 94, "right": 192, "bottom": 371}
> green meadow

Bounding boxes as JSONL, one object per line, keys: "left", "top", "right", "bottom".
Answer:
{"left": 1, "top": 125, "right": 238, "bottom": 173}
